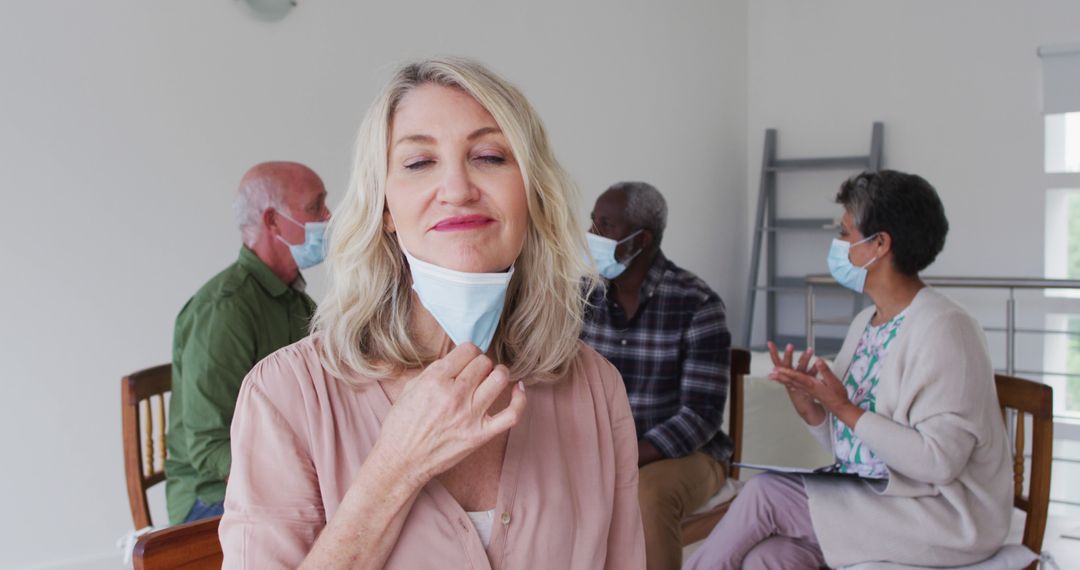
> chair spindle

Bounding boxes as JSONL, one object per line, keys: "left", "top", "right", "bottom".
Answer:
{"left": 155, "top": 394, "right": 166, "bottom": 474}
{"left": 1013, "top": 411, "right": 1025, "bottom": 499}
{"left": 142, "top": 399, "right": 153, "bottom": 476}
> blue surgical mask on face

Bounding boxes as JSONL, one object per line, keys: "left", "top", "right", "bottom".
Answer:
{"left": 276, "top": 211, "right": 328, "bottom": 269}
{"left": 587, "top": 229, "right": 643, "bottom": 279}
{"left": 826, "top": 233, "right": 879, "bottom": 293}
{"left": 400, "top": 244, "right": 514, "bottom": 352}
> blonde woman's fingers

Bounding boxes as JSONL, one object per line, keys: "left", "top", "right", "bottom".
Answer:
{"left": 483, "top": 380, "right": 526, "bottom": 436}
{"left": 431, "top": 342, "right": 484, "bottom": 381}
{"left": 455, "top": 353, "right": 494, "bottom": 389}
{"left": 472, "top": 364, "right": 511, "bottom": 411}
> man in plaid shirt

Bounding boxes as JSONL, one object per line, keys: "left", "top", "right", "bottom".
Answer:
{"left": 582, "top": 182, "right": 731, "bottom": 570}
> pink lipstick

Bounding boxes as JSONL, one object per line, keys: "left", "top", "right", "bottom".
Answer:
{"left": 432, "top": 215, "right": 495, "bottom": 232}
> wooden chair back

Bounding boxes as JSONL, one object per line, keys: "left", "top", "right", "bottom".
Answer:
{"left": 726, "top": 348, "right": 751, "bottom": 480}
{"left": 680, "top": 348, "right": 751, "bottom": 545}
{"left": 994, "top": 373, "right": 1054, "bottom": 559}
{"left": 122, "top": 364, "right": 171, "bottom": 530}
{"left": 133, "top": 515, "right": 223, "bottom": 570}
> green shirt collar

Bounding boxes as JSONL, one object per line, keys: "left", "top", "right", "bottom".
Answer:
{"left": 237, "top": 246, "right": 293, "bottom": 298}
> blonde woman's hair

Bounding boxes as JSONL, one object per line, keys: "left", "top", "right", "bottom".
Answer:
{"left": 313, "top": 57, "right": 597, "bottom": 385}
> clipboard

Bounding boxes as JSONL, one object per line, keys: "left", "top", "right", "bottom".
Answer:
{"left": 732, "top": 462, "right": 888, "bottom": 482}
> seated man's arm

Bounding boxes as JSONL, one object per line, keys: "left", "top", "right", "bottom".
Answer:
{"left": 180, "top": 299, "right": 257, "bottom": 481}
{"left": 642, "top": 297, "right": 730, "bottom": 463}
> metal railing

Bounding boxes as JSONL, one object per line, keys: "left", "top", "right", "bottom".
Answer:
{"left": 804, "top": 274, "right": 1080, "bottom": 376}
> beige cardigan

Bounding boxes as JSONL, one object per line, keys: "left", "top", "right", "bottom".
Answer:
{"left": 804, "top": 287, "right": 1013, "bottom": 567}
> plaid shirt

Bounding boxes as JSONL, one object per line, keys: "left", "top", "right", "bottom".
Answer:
{"left": 581, "top": 252, "right": 732, "bottom": 462}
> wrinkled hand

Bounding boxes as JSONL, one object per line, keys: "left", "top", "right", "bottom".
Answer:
{"left": 766, "top": 341, "right": 826, "bottom": 425}
{"left": 371, "top": 343, "right": 526, "bottom": 489}
{"left": 768, "top": 357, "right": 864, "bottom": 429}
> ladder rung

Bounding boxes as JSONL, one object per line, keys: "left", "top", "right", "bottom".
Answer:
{"left": 767, "top": 156, "right": 869, "bottom": 172}
{"left": 771, "top": 334, "right": 812, "bottom": 349}
{"left": 749, "top": 344, "right": 842, "bottom": 355}
{"left": 754, "top": 277, "right": 851, "bottom": 291}
{"left": 774, "top": 334, "right": 846, "bottom": 353}
{"left": 757, "top": 218, "right": 835, "bottom": 232}
{"left": 753, "top": 339, "right": 845, "bottom": 352}
{"left": 752, "top": 277, "right": 807, "bottom": 291}
{"left": 777, "top": 276, "right": 850, "bottom": 288}
{"left": 773, "top": 277, "right": 806, "bottom": 288}
{"left": 811, "top": 318, "right": 852, "bottom": 326}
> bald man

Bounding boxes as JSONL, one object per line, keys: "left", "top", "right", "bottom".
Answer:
{"left": 165, "top": 162, "right": 330, "bottom": 525}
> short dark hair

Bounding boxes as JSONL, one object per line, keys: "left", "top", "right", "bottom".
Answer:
{"left": 835, "top": 170, "right": 949, "bottom": 276}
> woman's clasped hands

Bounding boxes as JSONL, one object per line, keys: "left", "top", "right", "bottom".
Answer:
{"left": 766, "top": 341, "right": 864, "bottom": 429}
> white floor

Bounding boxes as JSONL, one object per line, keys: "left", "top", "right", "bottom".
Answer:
{"left": 683, "top": 508, "right": 1080, "bottom": 567}
{"left": 1042, "top": 506, "right": 1080, "bottom": 568}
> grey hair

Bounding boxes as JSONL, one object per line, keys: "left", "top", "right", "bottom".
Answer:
{"left": 608, "top": 181, "right": 668, "bottom": 245}
{"left": 233, "top": 174, "right": 288, "bottom": 247}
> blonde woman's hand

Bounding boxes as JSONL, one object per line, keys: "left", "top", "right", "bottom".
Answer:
{"left": 766, "top": 341, "right": 827, "bottom": 426}
{"left": 368, "top": 342, "right": 526, "bottom": 490}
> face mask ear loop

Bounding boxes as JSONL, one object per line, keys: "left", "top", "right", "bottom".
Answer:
{"left": 616, "top": 228, "right": 644, "bottom": 246}
{"left": 617, "top": 229, "right": 645, "bottom": 263}
{"left": 275, "top": 209, "right": 304, "bottom": 228}
{"left": 273, "top": 210, "right": 307, "bottom": 248}
{"left": 851, "top": 232, "right": 881, "bottom": 269}
{"left": 275, "top": 213, "right": 305, "bottom": 247}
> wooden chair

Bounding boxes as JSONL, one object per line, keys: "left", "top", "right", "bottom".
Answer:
{"left": 122, "top": 364, "right": 172, "bottom": 530}
{"left": 850, "top": 374, "right": 1056, "bottom": 570}
{"left": 994, "top": 373, "right": 1054, "bottom": 567}
{"left": 133, "top": 515, "right": 223, "bottom": 570}
{"left": 680, "top": 348, "right": 751, "bottom": 545}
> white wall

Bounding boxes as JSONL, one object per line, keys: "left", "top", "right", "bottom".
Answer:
{"left": 745, "top": 0, "right": 1080, "bottom": 359}
{"left": 747, "top": 1, "right": 1080, "bottom": 517}
{"left": 0, "top": 2, "right": 747, "bottom": 567}
{"left": 6, "top": 0, "right": 1080, "bottom": 567}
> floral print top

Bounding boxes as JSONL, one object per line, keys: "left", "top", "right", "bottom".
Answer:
{"left": 832, "top": 311, "right": 906, "bottom": 478}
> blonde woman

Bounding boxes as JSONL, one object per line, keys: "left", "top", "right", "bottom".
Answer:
{"left": 218, "top": 58, "right": 646, "bottom": 569}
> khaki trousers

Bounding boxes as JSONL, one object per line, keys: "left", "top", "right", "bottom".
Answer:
{"left": 638, "top": 452, "right": 726, "bottom": 570}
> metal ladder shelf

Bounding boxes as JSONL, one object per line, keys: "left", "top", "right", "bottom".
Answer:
{"left": 740, "top": 122, "right": 884, "bottom": 352}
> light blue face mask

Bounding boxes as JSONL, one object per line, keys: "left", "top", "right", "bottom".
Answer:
{"left": 401, "top": 245, "right": 514, "bottom": 352}
{"left": 587, "top": 229, "right": 643, "bottom": 279}
{"left": 276, "top": 211, "right": 328, "bottom": 269}
{"left": 826, "top": 233, "right": 879, "bottom": 293}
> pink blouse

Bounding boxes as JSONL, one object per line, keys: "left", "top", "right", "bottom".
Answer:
{"left": 219, "top": 336, "right": 646, "bottom": 569}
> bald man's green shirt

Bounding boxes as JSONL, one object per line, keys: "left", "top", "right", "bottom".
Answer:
{"left": 165, "top": 246, "right": 315, "bottom": 525}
